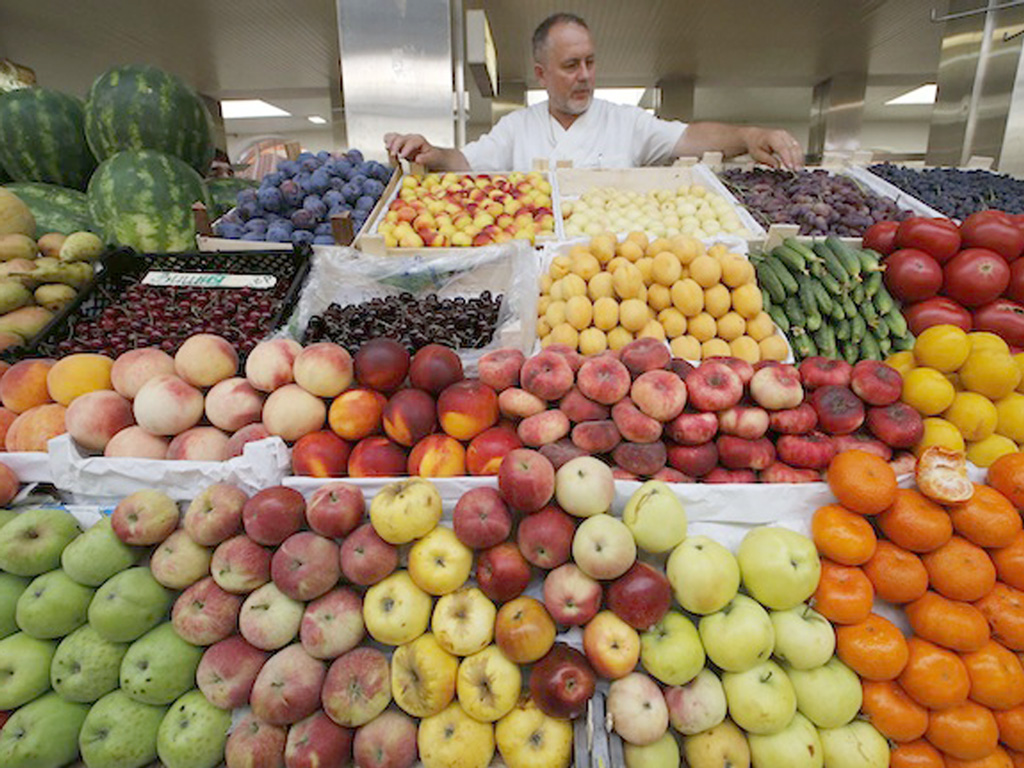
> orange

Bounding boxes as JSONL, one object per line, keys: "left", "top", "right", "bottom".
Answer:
{"left": 923, "top": 536, "right": 998, "bottom": 602}
{"left": 995, "top": 706, "right": 1024, "bottom": 751}
{"left": 905, "top": 591, "right": 991, "bottom": 652}
{"left": 1013, "top": 749, "right": 1024, "bottom": 768}
{"left": 946, "top": 747, "right": 1014, "bottom": 768}
{"left": 862, "top": 680, "right": 929, "bottom": 742}
{"left": 811, "top": 504, "right": 878, "bottom": 566}
{"left": 891, "top": 739, "right": 947, "bottom": 768}
{"left": 992, "top": 531, "right": 1024, "bottom": 591}
{"left": 827, "top": 450, "right": 898, "bottom": 515}
{"left": 878, "top": 488, "right": 954, "bottom": 553}
{"left": 927, "top": 701, "right": 1000, "bottom": 761}
{"left": 915, "top": 325, "right": 971, "bottom": 372}
{"left": 988, "top": 453, "right": 1024, "bottom": 509}
{"left": 962, "top": 641, "right": 1024, "bottom": 711}
{"left": 863, "top": 540, "right": 930, "bottom": 604}
{"left": 975, "top": 584, "right": 1024, "bottom": 652}
{"left": 900, "top": 637, "right": 971, "bottom": 710}
{"left": 949, "top": 485, "right": 1023, "bottom": 549}
{"left": 836, "top": 612, "right": 909, "bottom": 680}
{"left": 812, "top": 559, "right": 874, "bottom": 625}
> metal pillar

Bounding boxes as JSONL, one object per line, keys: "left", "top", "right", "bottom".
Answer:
{"left": 657, "top": 78, "right": 694, "bottom": 122}
{"left": 808, "top": 73, "right": 868, "bottom": 161}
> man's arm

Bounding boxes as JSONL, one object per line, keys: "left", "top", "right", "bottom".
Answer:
{"left": 673, "top": 122, "right": 804, "bottom": 170}
{"left": 383, "top": 133, "right": 471, "bottom": 172}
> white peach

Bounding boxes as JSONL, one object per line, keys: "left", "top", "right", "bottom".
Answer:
{"left": 262, "top": 384, "right": 326, "bottom": 443}
{"left": 167, "top": 426, "right": 229, "bottom": 461}
{"left": 66, "top": 389, "right": 134, "bottom": 451}
{"left": 175, "top": 333, "right": 238, "bottom": 388}
{"left": 205, "top": 377, "right": 265, "bottom": 432}
{"left": 111, "top": 347, "right": 175, "bottom": 399}
{"left": 293, "top": 342, "right": 353, "bottom": 398}
{"left": 133, "top": 375, "right": 204, "bottom": 435}
{"left": 103, "top": 426, "right": 169, "bottom": 459}
{"left": 246, "top": 339, "right": 303, "bottom": 393}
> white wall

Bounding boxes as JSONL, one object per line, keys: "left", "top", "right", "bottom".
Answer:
{"left": 226, "top": 128, "right": 338, "bottom": 163}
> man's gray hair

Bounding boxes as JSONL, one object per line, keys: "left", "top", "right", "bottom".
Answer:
{"left": 532, "top": 12, "right": 589, "bottom": 62}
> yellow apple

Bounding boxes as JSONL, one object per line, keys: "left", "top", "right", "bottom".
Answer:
{"left": 683, "top": 719, "right": 750, "bottom": 768}
{"left": 418, "top": 701, "right": 495, "bottom": 768}
{"left": 456, "top": 645, "right": 521, "bottom": 723}
{"left": 582, "top": 610, "right": 641, "bottom": 680}
{"left": 369, "top": 479, "right": 442, "bottom": 544}
{"left": 363, "top": 571, "right": 431, "bottom": 646}
{"left": 624, "top": 732, "right": 681, "bottom": 768}
{"left": 431, "top": 587, "right": 495, "bottom": 656}
{"left": 495, "top": 697, "right": 572, "bottom": 768}
{"left": 391, "top": 633, "right": 458, "bottom": 718}
{"left": 408, "top": 527, "right": 472, "bottom": 596}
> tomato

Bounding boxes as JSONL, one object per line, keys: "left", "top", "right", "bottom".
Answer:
{"left": 1006, "top": 259, "right": 1024, "bottom": 303}
{"left": 884, "top": 249, "right": 943, "bottom": 302}
{"left": 895, "top": 218, "right": 962, "bottom": 263}
{"left": 864, "top": 221, "right": 900, "bottom": 256}
{"left": 942, "top": 248, "right": 1011, "bottom": 307}
{"left": 973, "top": 298, "right": 1024, "bottom": 348}
{"left": 960, "top": 210, "right": 1024, "bottom": 262}
{"left": 904, "top": 297, "right": 973, "bottom": 335}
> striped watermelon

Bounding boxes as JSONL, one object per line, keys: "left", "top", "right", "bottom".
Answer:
{"left": 85, "top": 65, "right": 214, "bottom": 174}
{"left": 0, "top": 87, "right": 97, "bottom": 190}
{"left": 88, "top": 150, "right": 209, "bottom": 252}
{"left": 2, "top": 182, "right": 94, "bottom": 236}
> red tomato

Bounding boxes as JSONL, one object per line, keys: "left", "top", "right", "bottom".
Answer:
{"left": 1006, "top": 259, "right": 1024, "bottom": 303}
{"left": 973, "top": 299, "right": 1024, "bottom": 347}
{"left": 960, "top": 209, "right": 1024, "bottom": 262}
{"left": 904, "top": 296, "right": 973, "bottom": 335}
{"left": 863, "top": 221, "right": 900, "bottom": 256}
{"left": 942, "top": 247, "right": 1011, "bottom": 307}
{"left": 895, "top": 217, "right": 962, "bottom": 263}
{"left": 883, "top": 248, "right": 942, "bottom": 302}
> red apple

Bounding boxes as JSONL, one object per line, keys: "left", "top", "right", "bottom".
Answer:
{"left": 476, "top": 542, "right": 531, "bottom": 602}
{"left": 339, "top": 523, "right": 398, "bottom": 586}
{"left": 528, "top": 642, "right": 597, "bottom": 719}
{"left": 306, "top": 482, "right": 365, "bottom": 538}
{"left": 452, "top": 487, "right": 512, "bottom": 549}
{"left": 605, "top": 562, "right": 672, "bottom": 631}
{"left": 516, "top": 505, "right": 576, "bottom": 569}
{"left": 243, "top": 486, "right": 306, "bottom": 546}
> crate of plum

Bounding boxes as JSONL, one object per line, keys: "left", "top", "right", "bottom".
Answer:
{"left": 866, "top": 162, "right": 1024, "bottom": 220}
{"left": 21, "top": 245, "right": 312, "bottom": 361}
{"left": 197, "top": 148, "right": 399, "bottom": 253}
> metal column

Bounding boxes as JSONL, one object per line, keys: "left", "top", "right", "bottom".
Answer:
{"left": 657, "top": 78, "right": 694, "bottom": 122}
{"left": 808, "top": 73, "right": 868, "bottom": 161}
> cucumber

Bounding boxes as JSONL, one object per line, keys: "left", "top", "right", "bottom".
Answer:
{"left": 842, "top": 295, "right": 858, "bottom": 320}
{"left": 826, "top": 237, "right": 863, "bottom": 279}
{"left": 813, "top": 324, "right": 837, "bottom": 359}
{"left": 767, "top": 304, "right": 790, "bottom": 333}
{"left": 761, "top": 287, "right": 773, "bottom": 311}
{"left": 816, "top": 267, "right": 844, "bottom": 296}
{"left": 860, "top": 333, "right": 882, "bottom": 360}
{"left": 864, "top": 270, "right": 883, "bottom": 298}
{"left": 784, "top": 296, "right": 806, "bottom": 329}
{"left": 792, "top": 332, "right": 817, "bottom": 360}
{"left": 873, "top": 285, "right": 895, "bottom": 315}
{"left": 798, "top": 275, "right": 818, "bottom": 317}
{"left": 766, "top": 256, "right": 799, "bottom": 295}
{"left": 884, "top": 309, "right": 909, "bottom": 338}
{"left": 829, "top": 300, "right": 846, "bottom": 321}
{"left": 852, "top": 282, "right": 866, "bottom": 305}
{"left": 813, "top": 242, "right": 849, "bottom": 285}
{"left": 773, "top": 244, "right": 807, "bottom": 273}
{"left": 876, "top": 332, "right": 892, "bottom": 356}
{"left": 851, "top": 314, "right": 867, "bottom": 343}
{"left": 809, "top": 279, "right": 834, "bottom": 315}
{"left": 861, "top": 299, "right": 878, "bottom": 326}
{"left": 841, "top": 340, "right": 860, "bottom": 365}
{"left": 782, "top": 238, "right": 820, "bottom": 265}
{"left": 836, "top": 318, "right": 851, "bottom": 341}
{"left": 756, "top": 260, "right": 786, "bottom": 304}
{"left": 893, "top": 334, "right": 916, "bottom": 352}
{"left": 857, "top": 249, "right": 883, "bottom": 273}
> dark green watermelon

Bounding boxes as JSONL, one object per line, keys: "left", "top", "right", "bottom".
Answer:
{"left": 206, "top": 177, "right": 258, "bottom": 219}
{"left": 0, "top": 87, "right": 97, "bottom": 190}
{"left": 87, "top": 149, "right": 209, "bottom": 252}
{"left": 85, "top": 65, "right": 214, "bottom": 174}
{"left": 2, "top": 182, "right": 94, "bottom": 236}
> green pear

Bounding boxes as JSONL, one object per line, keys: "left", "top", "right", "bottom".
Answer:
{"left": 0, "top": 508, "right": 16, "bottom": 529}
{"left": 622, "top": 480, "right": 688, "bottom": 554}
{"left": 0, "top": 572, "right": 28, "bottom": 639}
{"left": 51, "top": 624, "right": 129, "bottom": 703}
{"left": 79, "top": 690, "right": 167, "bottom": 768}
{"left": 0, "top": 691, "right": 89, "bottom": 768}
{"left": 120, "top": 622, "right": 204, "bottom": 705}
{"left": 157, "top": 689, "right": 232, "bottom": 768}
{"left": 0, "top": 631, "right": 56, "bottom": 709}
{"left": 88, "top": 566, "right": 172, "bottom": 643}
{"left": 61, "top": 516, "right": 141, "bottom": 586}
{"left": 15, "top": 569, "right": 94, "bottom": 639}
{"left": 0, "top": 508, "right": 81, "bottom": 576}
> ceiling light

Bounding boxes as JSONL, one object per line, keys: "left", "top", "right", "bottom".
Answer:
{"left": 307, "top": 115, "right": 327, "bottom": 124}
{"left": 526, "top": 87, "right": 648, "bottom": 106}
{"left": 885, "top": 84, "right": 937, "bottom": 106}
{"left": 220, "top": 99, "right": 291, "bottom": 119}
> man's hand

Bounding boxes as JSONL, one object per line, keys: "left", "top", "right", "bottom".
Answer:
{"left": 743, "top": 127, "right": 804, "bottom": 170}
{"left": 382, "top": 133, "right": 470, "bottom": 172}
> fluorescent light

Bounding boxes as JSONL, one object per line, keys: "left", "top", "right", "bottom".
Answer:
{"left": 220, "top": 99, "right": 291, "bottom": 119}
{"left": 526, "top": 87, "right": 648, "bottom": 106}
{"left": 307, "top": 115, "right": 327, "bottom": 124}
{"left": 885, "top": 84, "right": 937, "bottom": 106}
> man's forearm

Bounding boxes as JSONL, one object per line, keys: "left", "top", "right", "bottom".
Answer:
{"left": 423, "top": 148, "right": 472, "bottom": 172}
{"left": 672, "top": 122, "right": 753, "bottom": 160}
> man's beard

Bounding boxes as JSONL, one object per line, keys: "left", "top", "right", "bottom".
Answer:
{"left": 563, "top": 89, "right": 592, "bottom": 115}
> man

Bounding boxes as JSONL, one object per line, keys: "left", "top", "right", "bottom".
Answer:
{"left": 385, "top": 12, "right": 804, "bottom": 172}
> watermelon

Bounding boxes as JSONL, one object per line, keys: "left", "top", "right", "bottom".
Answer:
{"left": 85, "top": 64, "right": 215, "bottom": 174}
{"left": 88, "top": 149, "right": 209, "bottom": 252}
{"left": 207, "top": 177, "right": 258, "bottom": 219}
{"left": 0, "top": 87, "right": 97, "bottom": 190}
{"left": 2, "top": 182, "right": 94, "bottom": 236}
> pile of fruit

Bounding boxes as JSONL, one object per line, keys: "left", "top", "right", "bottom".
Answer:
{"left": 812, "top": 448, "right": 1024, "bottom": 768}
{"left": 887, "top": 324, "right": 1024, "bottom": 467}
{"left": 754, "top": 236, "right": 911, "bottom": 363}
{"left": 211, "top": 149, "right": 393, "bottom": 246}
{"left": 866, "top": 212, "right": 1024, "bottom": 345}
{"left": 538, "top": 232, "right": 789, "bottom": 361}
{"left": 375, "top": 172, "right": 555, "bottom": 247}
{"left": 561, "top": 183, "right": 750, "bottom": 240}
{"left": 870, "top": 162, "right": 1024, "bottom": 219}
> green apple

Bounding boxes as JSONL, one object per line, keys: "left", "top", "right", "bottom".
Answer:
{"left": 818, "top": 720, "right": 889, "bottom": 768}
{"left": 699, "top": 594, "right": 775, "bottom": 673}
{"left": 79, "top": 689, "right": 167, "bottom": 768}
{"left": 51, "top": 624, "right": 129, "bottom": 703}
{"left": 15, "top": 569, "right": 94, "bottom": 639}
{"left": 622, "top": 481, "right": 687, "bottom": 554}
{"left": 0, "top": 509, "right": 16, "bottom": 529}
{"left": 0, "top": 572, "right": 28, "bottom": 639}
{"left": 722, "top": 661, "right": 796, "bottom": 736}
{"left": 0, "top": 508, "right": 81, "bottom": 576}
{"left": 88, "top": 566, "right": 172, "bottom": 643}
{"left": 682, "top": 719, "right": 750, "bottom": 768}
{"left": 785, "top": 657, "right": 862, "bottom": 729}
{"left": 640, "top": 610, "right": 705, "bottom": 686}
{"left": 0, "top": 691, "right": 89, "bottom": 768}
{"left": 747, "top": 711, "right": 822, "bottom": 768}
{"left": 157, "top": 689, "right": 232, "bottom": 768}
{"left": 121, "top": 622, "right": 203, "bottom": 705}
{"left": 666, "top": 536, "right": 739, "bottom": 615}
{"left": 737, "top": 527, "right": 820, "bottom": 611}
{"left": 62, "top": 516, "right": 141, "bottom": 587}
{"left": 0, "top": 631, "right": 56, "bottom": 709}
{"left": 769, "top": 604, "right": 835, "bottom": 670}
{"left": 624, "top": 731, "right": 680, "bottom": 767}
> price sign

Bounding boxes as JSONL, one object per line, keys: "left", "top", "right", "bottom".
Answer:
{"left": 141, "top": 272, "right": 278, "bottom": 289}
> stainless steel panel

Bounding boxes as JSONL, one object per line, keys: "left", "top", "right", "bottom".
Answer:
{"left": 979, "top": 5, "right": 1024, "bottom": 169}
{"left": 657, "top": 77, "right": 694, "bottom": 121}
{"left": 337, "top": 0, "right": 454, "bottom": 160}
{"left": 809, "top": 73, "right": 867, "bottom": 159}
{"left": 1000, "top": 26, "right": 1024, "bottom": 173}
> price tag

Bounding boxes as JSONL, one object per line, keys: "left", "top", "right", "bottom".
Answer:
{"left": 141, "top": 272, "right": 277, "bottom": 289}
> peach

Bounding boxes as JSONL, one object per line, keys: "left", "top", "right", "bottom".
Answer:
{"left": 167, "top": 426, "right": 230, "bottom": 461}
{"left": 577, "top": 356, "right": 631, "bottom": 406}
{"left": 571, "top": 420, "right": 621, "bottom": 454}
{"left": 612, "top": 441, "right": 667, "bottom": 477}
{"left": 498, "top": 388, "right": 546, "bottom": 419}
{"left": 478, "top": 348, "right": 524, "bottom": 392}
{"left": 174, "top": 333, "right": 238, "bottom": 388}
{"left": 558, "top": 387, "right": 610, "bottom": 423}
{"left": 382, "top": 389, "right": 437, "bottom": 447}
{"left": 768, "top": 403, "right": 818, "bottom": 435}
{"left": 776, "top": 431, "right": 836, "bottom": 469}
{"left": 246, "top": 338, "right": 303, "bottom": 392}
{"left": 111, "top": 347, "right": 175, "bottom": 399}
{"left": 0, "top": 333, "right": 20, "bottom": 353}
{"left": 45, "top": 353, "right": 113, "bottom": 405}
{"left": 408, "top": 344, "right": 463, "bottom": 395}
{"left": 760, "top": 462, "right": 821, "bottom": 483}
{"left": 133, "top": 375, "right": 204, "bottom": 435}
{"left": 407, "top": 433, "right": 467, "bottom": 477}
{"left": 545, "top": 343, "right": 584, "bottom": 373}
{"left": 499, "top": 448, "right": 556, "bottom": 512}
{"left": 353, "top": 338, "right": 410, "bottom": 393}
{"left": 666, "top": 411, "right": 718, "bottom": 445}
{"left": 611, "top": 400, "right": 663, "bottom": 443}
{"left": 718, "top": 405, "right": 770, "bottom": 440}
{"left": 6, "top": 403, "right": 66, "bottom": 451}
{"left": 65, "top": 389, "right": 134, "bottom": 451}
{"left": 211, "top": 534, "right": 273, "bottom": 594}
{"left": 520, "top": 351, "right": 574, "bottom": 401}
{"left": 0, "top": 406, "right": 17, "bottom": 449}
{"left": 292, "top": 431, "right": 351, "bottom": 477}
{"left": 466, "top": 424, "right": 522, "bottom": 475}
{"left": 630, "top": 370, "right": 687, "bottom": 422}
{"left": 667, "top": 442, "right": 719, "bottom": 477}
{"left": 205, "top": 377, "right": 265, "bottom": 432}
{"left": 347, "top": 436, "right": 407, "bottom": 478}
{"left": 293, "top": 342, "right": 353, "bottom": 398}
{"left": 263, "top": 384, "right": 327, "bottom": 442}
{"left": 809, "top": 385, "right": 864, "bottom": 435}
{"left": 540, "top": 438, "right": 589, "bottom": 469}
{"left": 518, "top": 410, "right": 570, "bottom": 447}
{"left": 328, "top": 388, "right": 387, "bottom": 442}
{"left": 103, "top": 425, "right": 169, "bottom": 459}
{"left": 0, "top": 358, "right": 54, "bottom": 413}
{"left": 226, "top": 423, "right": 271, "bottom": 458}
{"left": 619, "top": 338, "right": 671, "bottom": 378}
{"left": 437, "top": 380, "right": 499, "bottom": 440}
{"left": 705, "top": 468, "right": 757, "bottom": 483}
{"left": 717, "top": 435, "right": 776, "bottom": 470}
